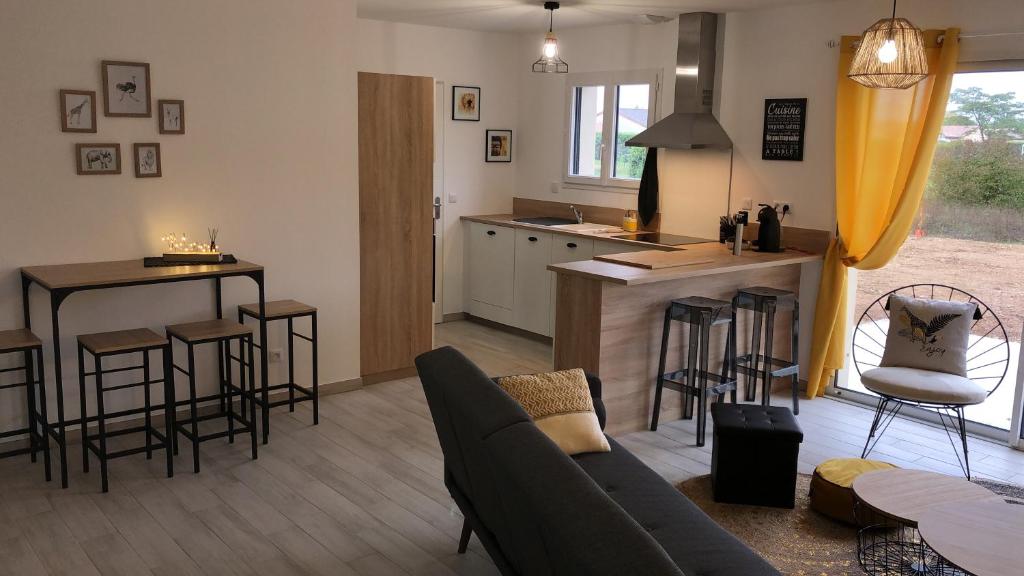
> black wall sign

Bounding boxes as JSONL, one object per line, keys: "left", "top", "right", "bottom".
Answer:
{"left": 762, "top": 98, "right": 807, "bottom": 161}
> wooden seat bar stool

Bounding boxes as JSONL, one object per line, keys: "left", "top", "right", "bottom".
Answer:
{"left": 651, "top": 296, "right": 738, "bottom": 446}
{"left": 238, "top": 299, "right": 318, "bottom": 444}
{"left": 77, "top": 328, "right": 173, "bottom": 492}
{"left": 166, "top": 319, "right": 257, "bottom": 473}
{"left": 731, "top": 286, "right": 800, "bottom": 414}
{"left": 0, "top": 329, "right": 51, "bottom": 481}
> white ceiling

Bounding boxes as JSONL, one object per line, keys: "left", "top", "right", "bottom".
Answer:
{"left": 357, "top": 0, "right": 833, "bottom": 32}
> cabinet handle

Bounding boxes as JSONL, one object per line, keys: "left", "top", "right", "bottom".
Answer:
{"left": 486, "top": 230, "right": 496, "bottom": 236}
{"left": 528, "top": 236, "right": 538, "bottom": 242}
{"left": 566, "top": 242, "right": 577, "bottom": 248}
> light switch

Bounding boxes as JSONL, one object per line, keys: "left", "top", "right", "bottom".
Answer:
{"left": 448, "top": 192, "right": 457, "bottom": 203}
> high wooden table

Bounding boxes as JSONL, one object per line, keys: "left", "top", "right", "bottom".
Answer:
{"left": 918, "top": 500, "right": 1024, "bottom": 576}
{"left": 851, "top": 469, "right": 1003, "bottom": 575}
{"left": 21, "top": 259, "right": 267, "bottom": 488}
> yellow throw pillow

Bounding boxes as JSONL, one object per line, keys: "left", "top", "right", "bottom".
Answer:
{"left": 497, "top": 368, "right": 611, "bottom": 456}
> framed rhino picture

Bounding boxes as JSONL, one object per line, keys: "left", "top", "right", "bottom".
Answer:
{"left": 76, "top": 143, "right": 121, "bottom": 175}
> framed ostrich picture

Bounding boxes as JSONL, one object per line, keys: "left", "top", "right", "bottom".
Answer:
{"left": 102, "top": 60, "right": 151, "bottom": 117}
{"left": 452, "top": 86, "right": 480, "bottom": 121}
{"left": 133, "top": 143, "right": 162, "bottom": 178}
{"left": 158, "top": 100, "right": 185, "bottom": 134}
{"left": 76, "top": 143, "right": 121, "bottom": 175}
{"left": 485, "top": 129, "right": 512, "bottom": 162}
{"left": 59, "top": 90, "right": 97, "bottom": 133}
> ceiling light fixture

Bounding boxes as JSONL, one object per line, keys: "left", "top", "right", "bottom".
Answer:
{"left": 532, "top": 2, "right": 568, "bottom": 74}
{"left": 848, "top": 0, "right": 928, "bottom": 89}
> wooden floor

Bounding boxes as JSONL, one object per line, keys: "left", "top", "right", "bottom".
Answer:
{"left": 1, "top": 319, "right": 1022, "bottom": 576}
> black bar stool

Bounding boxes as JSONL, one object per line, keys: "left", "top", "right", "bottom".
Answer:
{"left": 77, "top": 328, "right": 173, "bottom": 492}
{"left": 0, "top": 329, "right": 50, "bottom": 481}
{"left": 166, "top": 319, "right": 257, "bottom": 473}
{"left": 731, "top": 286, "right": 800, "bottom": 414}
{"left": 238, "top": 300, "right": 318, "bottom": 443}
{"left": 651, "top": 296, "right": 737, "bottom": 446}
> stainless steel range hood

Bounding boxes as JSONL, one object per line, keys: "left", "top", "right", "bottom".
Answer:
{"left": 626, "top": 13, "right": 732, "bottom": 150}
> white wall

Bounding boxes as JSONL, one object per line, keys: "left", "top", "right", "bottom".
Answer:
{"left": 0, "top": 0, "right": 358, "bottom": 428}
{"left": 356, "top": 19, "right": 520, "bottom": 316}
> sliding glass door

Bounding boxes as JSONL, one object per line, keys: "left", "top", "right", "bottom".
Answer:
{"left": 835, "top": 65, "right": 1024, "bottom": 445}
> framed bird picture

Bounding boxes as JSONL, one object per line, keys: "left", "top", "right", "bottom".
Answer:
{"left": 102, "top": 60, "right": 152, "bottom": 117}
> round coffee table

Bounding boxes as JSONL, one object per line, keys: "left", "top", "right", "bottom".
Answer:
{"left": 851, "top": 469, "right": 1002, "bottom": 575}
{"left": 919, "top": 500, "right": 1024, "bottom": 576}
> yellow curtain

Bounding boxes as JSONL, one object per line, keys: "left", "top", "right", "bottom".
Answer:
{"left": 806, "top": 29, "right": 960, "bottom": 398}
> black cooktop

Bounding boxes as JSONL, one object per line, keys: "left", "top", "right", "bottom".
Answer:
{"left": 612, "top": 232, "right": 713, "bottom": 246}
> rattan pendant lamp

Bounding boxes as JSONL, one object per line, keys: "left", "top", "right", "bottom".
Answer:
{"left": 532, "top": 2, "right": 569, "bottom": 73}
{"left": 848, "top": 0, "right": 928, "bottom": 89}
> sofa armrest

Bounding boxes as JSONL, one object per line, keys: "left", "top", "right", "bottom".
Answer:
{"left": 585, "top": 373, "right": 607, "bottom": 431}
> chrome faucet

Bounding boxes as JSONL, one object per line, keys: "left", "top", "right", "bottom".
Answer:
{"left": 570, "top": 205, "right": 583, "bottom": 224}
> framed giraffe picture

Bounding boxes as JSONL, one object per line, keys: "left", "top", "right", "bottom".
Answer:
{"left": 102, "top": 60, "right": 151, "bottom": 117}
{"left": 158, "top": 100, "right": 185, "bottom": 134}
{"left": 59, "top": 90, "right": 97, "bottom": 133}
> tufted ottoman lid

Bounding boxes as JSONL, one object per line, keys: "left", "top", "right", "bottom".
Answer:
{"left": 711, "top": 404, "right": 803, "bottom": 442}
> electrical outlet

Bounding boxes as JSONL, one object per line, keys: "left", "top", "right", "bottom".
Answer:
{"left": 550, "top": 181, "right": 560, "bottom": 194}
{"left": 773, "top": 200, "right": 792, "bottom": 215}
{"left": 269, "top": 348, "right": 283, "bottom": 363}
{"left": 740, "top": 197, "right": 753, "bottom": 210}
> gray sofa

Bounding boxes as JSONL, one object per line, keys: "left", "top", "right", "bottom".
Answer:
{"left": 415, "top": 346, "right": 779, "bottom": 576}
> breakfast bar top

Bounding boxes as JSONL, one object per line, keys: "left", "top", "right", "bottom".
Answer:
{"left": 21, "top": 259, "right": 263, "bottom": 290}
{"left": 548, "top": 243, "right": 822, "bottom": 286}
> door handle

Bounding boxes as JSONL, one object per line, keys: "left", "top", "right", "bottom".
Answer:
{"left": 487, "top": 230, "right": 496, "bottom": 236}
{"left": 528, "top": 236, "right": 538, "bottom": 242}
{"left": 433, "top": 196, "right": 442, "bottom": 221}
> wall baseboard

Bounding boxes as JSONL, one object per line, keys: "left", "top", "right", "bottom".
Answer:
{"left": 361, "top": 366, "right": 417, "bottom": 386}
{"left": 442, "top": 312, "right": 466, "bottom": 323}
{"left": 464, "top": 314, "right": 553, "bottom": 344}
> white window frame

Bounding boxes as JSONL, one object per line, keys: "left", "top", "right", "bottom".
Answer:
{"left": 563, "top": 69, "right": 660, "bottom": 193}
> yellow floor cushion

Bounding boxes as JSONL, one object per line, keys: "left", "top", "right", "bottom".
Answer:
{"left": 809, "top": 458, "right": 897, "bottom": 525}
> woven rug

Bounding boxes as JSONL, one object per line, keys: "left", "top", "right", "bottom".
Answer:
{"left": 679, "top": 474, "right": 1024, "bottom": 576}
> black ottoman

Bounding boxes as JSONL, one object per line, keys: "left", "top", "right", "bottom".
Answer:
{"left": 711, "top": 403, "right": 803, "bottom": 508}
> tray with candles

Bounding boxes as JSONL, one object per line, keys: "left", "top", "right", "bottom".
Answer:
{"left": 147, "top": 229, "right": 231, "bottom": 266}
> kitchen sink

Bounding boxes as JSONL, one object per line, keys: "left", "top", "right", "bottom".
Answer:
{"left": 512, "top": 217, "right": 578, "bottom": 226}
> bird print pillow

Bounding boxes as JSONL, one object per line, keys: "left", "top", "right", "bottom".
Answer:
{"left": 880, "top": 294, "right": 977, "bottom": 377}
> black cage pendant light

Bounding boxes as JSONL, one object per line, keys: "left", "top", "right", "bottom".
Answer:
{"left": 848, "top": 0, "right": 928, "bottom": 89}
{"left": 532, "top": 2, "right": 569, "bottom": 74}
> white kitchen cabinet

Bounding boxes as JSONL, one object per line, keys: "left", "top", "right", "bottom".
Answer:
{"left": 513, "top": 229, "right": 553, "bottom": 335}
{"left": 549, "top": 234, "right": 594, "bottom": 336}
{"left": 593, "top": 239, "right": 651, "bottom": 257}
{"left": 467, "top": 222, "right": 515, "bottom": 323}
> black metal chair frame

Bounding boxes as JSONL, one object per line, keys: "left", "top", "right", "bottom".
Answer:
{"left": 0, "top": 340, "right": 50, "bottom": 481}
{"left": 852, "top": 284, "right": 1010, "bottom": 479}
{"left": 731, "top": 289, "right": 801, "bottom": 415}
{"left": 238, "top": 306, "right": 319, "bottom": 441}
{"left": 652, "top": 299, "right": 738, "bottom": 447}
{"left": 77, "top": 339, "right": 174, "bottom": 492}
{"left": 168, "top": 330, "right": 258, "bottom": 474}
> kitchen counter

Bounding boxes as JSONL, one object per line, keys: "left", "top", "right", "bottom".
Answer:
{"left": 548, "top": 243, "right": 821, "bottom": 286}
{"left": 550, "top": 240, "right": 825, "bottom": 435}
{"left": 460, "top": 214, "right": 685, "bottom": 251}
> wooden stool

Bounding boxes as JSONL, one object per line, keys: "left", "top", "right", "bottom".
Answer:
{"left": 239, "top": 300, "right": 318, "bottom": 444}
{"left": 732, "top": 286, "right": 800, "bottom": 414}
{"left": 77, "top": 328, "right": 173, "bottom": 492}
{"left": 651, "top": 296, "right": 737, "bottom": 447}
{"left": 166, "top": 319, "right": 257, "bottom": 473}
{"left": 0, "top": 329, "right": 50, "bottom": 481}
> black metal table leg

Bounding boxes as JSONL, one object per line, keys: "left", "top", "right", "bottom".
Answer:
{"left": 163, "top": 343, "right": 174, "bottom": 479}
{"left": 78, "top": 342, "right": 89, "bottom": 473}
{"left": 256, "top": 272, "right": 269, "bottom": 444}
{"left": 50, "top": 290, "right": 69, "bottom": 489}
{"left": 247, "top": 334, "right": 258, "bottom": 460}
{"left": 36, "top": 347, "right": 51, "bottom": 482}
{"left": 143, "top": 350, "right": 153, "bottom": 459}
{"left": 94, "top": 353, "right": 109, "bottom": 493}
{"left": 287, "top": 317, "right": 295, "bottom": 412}
{"left": 24, "top": 348, "right": 39, "bottom": 464}
{"left": 312, "top": 312, "right": 319, "bottom": 425}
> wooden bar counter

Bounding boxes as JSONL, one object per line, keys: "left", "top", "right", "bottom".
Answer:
{"left": 549, "top": 242, "right": 823, "bottom": 435}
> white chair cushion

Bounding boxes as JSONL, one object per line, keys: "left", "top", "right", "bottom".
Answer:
{"left": 861, "top": 367, "right": 987, "bottom": 405}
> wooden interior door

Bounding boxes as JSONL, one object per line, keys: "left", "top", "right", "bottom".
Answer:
{"left": 358, "top": 72, "right": 434, "bottom": 381}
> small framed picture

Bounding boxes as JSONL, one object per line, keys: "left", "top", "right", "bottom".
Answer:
{"left": 158, "top": 99, "right": 185, "bottom": 134}
{"left": 133, "top": 143, "right": 162, "bottom": 178}
{"left": 485, "top": 129, "right": 512, "bottom": 163}
{"left": 452, "top": 86, "right": 480, "bottom": 121}
{"left": 102, "top": 60, "right": 152, "bottom": 117}
{"left": 76, "top": 143, "right": 121, "bottom": 175}
{"left": 59, "top": 90, "right": 97, "bottom": 133}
